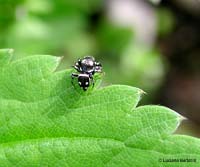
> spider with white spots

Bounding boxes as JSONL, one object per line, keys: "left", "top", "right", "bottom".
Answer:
{"left": 71, "top": 56, "right": 102, "bottom": 91}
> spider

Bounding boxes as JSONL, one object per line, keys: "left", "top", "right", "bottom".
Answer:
{"left": 71, "top": 56, "right": 102, "bottom": 91}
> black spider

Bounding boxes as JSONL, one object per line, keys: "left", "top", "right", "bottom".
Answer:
{"left": 71, "top": 56, "right": 102, "bottom": 91}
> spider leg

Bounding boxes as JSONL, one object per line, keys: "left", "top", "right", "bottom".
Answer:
{"left": 89, "top": 74, "right": 94, "bottom": 87}
{"left": 71, "top": 73, "right": 78, "bottom": 78}
{"left": 95, "top": 62, "right": 102, "bottom": 73}
{"left": 72, "top": 58, "right": 83, "bottom": 72}
{"left": 71, "top": 73, "right": 78, "bottom": 85}
{"left": 73, "top": 64, "right": 82, "bottom": 72}
{"left": 78, "top": 58, "right": 82, "bottom": 63}
{"left": 78, "top": 58, "right": 82, "bottom": 67}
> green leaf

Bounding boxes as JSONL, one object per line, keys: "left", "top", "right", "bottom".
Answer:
{"left": 0, "top": 49, "right": 200, "bottom": 167}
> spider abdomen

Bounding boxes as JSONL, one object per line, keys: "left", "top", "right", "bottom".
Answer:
{"left": 78, "top": 74, "right": 90, "bottom": 91}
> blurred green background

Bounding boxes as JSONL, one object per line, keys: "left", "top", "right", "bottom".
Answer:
{"left": 0, "top": 0, "right": 200, "bottom": 136}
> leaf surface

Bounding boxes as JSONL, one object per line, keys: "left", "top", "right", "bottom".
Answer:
{"left": 0, "top": 49, "right": 199, "bottom": 167}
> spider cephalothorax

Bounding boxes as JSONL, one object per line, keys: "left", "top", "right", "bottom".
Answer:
{"left": 71, "top": 56, "right": 102, "bottom": 91}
